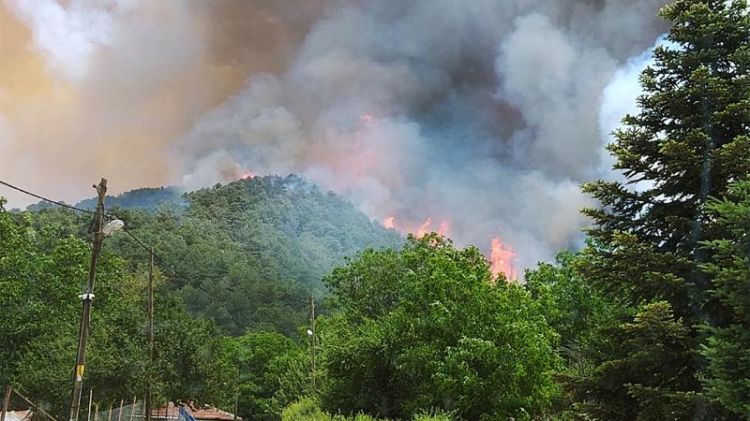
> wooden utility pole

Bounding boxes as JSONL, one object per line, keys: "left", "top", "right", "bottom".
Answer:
{"left": 69, "top": 178, "right": 107, "bottom": 421}
{"left": 145, "top": 248, "right": 155, "bottom": 421}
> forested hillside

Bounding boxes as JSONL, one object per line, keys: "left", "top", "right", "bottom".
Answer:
{"left": 28, "top": 175, "right": 401, "bottom": 335}
{"left": 75, "top": 187, "right": 183, "bottom": 211}
{"left": 2, "top": 1, "right": 750, "bottom": 420}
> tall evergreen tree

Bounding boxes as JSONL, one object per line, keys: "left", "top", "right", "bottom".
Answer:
{"left": 574, "top": 0, "right": 750, "bottom": 417}
{"left": 701, "top": 180, "right": 750, "bottom": 416}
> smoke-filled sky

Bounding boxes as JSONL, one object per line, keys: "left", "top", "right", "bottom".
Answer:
{"left": 0, "top": 0, "right": 670, "bottom": 270}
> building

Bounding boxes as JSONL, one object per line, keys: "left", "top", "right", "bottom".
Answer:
{"left": 2, "top": 410, "right": 32, "bottom": 421}
{"left": 151, "top": 402, "right": 240, "bottom": 421}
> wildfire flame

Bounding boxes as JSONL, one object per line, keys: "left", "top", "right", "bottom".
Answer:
{"left": 383, "top": 216, "right": 517, "bottom": 281}
{"left": 437, "top": 221, "right": 450, "bottom": 236}
{"left": 416, "top": 217, "right": 433, "bottom": 238}
{"left": 383, "top": 216, "right": 450, "bottom": 238}
{"left": 490, "top": 237, "right": 517, "bottom": 281}
{"left": 240, "top": 170, "right": 256, "bottom": 180}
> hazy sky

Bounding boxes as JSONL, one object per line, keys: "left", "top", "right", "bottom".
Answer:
{"left": 0, "top": 0, "right": 670, "bottom": 270}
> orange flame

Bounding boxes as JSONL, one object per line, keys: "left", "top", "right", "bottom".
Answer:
{"left": 240, "top": 170, "right": 256, "bottom": 180}
{"left": 416, "top": 217, "right": 433, "bottom": 238}
{"left": 490, "top": 237, "right": 516, "bottom": 281}
{"left": 384, "top": 217, "right": 518, "bottom": 279}
{"left": 437, "top": 221, "right": 450, "bottom": 236}
{"left": 385, "top": 216, "right": 452, "bottom": 238}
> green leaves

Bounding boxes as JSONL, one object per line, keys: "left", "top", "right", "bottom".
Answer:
{"left": 319, "top": 235, "right": 560, "bottom": 420}
{"left": 101, "top": 175, "right": 401, "bottom": 336}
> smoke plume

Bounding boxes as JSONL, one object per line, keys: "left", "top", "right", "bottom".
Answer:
{"left": 1, "top": 0, "right": 670, "bottom": 270}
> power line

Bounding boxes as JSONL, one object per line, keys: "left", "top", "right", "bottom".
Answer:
{"left": 0, "top": 179, "right": 99, "bottom": 216}
{"left": 123, "top": 229, "right": 152, "bottom": 253}
{"left": 0, "top": 177, "right": 211, "bottom": 294}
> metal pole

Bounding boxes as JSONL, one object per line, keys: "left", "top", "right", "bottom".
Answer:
{"left": 1, "top": 386, "right": 11, "bottom": 421}
{"left": 145, "top": 249, "right": 154, "bottom": 421}
{"left": 310, "top": 296, "right": 316, "bottom": 395}
{"left": 128, "top": 397, "right": 136, "bottom": 421}
{"left": 69, "top": 179, "right": 108, "bottom": 421}
{"left": 87, "top": 390, "right": 93, "bottom": 421}
{"left": 233, "top": 376, "right": 239, "bottom": 421}
{"left": 117, "top": 399, "right": 123, "bottom": 421}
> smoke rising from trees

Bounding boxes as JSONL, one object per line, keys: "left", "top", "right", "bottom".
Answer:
{"left": 0, "top": 0, "right": 669, "bottom": 269}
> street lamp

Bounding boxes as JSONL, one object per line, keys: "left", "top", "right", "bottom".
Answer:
{"left": 102, "top": 219, "right": 124, "bottom": 236}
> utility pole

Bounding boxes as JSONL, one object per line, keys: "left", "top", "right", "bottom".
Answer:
{"left": 2, "top": 386, "right": 11, "bottom": 421}
{"left": 309, "top": 296, "right": 316, "bottom": 395}
{"left": 233, "top": 369, "right": 239, "bottom": 421}
{"left": 87, "top": 389, "right": 93, "bottom": 421}
{"left": 70, "top": 178, "right": 107, "bottom": 421}
{"left": 145, "top": 248, "right": 155, "bottom": 421}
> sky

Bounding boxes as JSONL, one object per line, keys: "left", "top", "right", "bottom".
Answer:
{"left": 0, "top": 0, "right": 671, "bottom": 271}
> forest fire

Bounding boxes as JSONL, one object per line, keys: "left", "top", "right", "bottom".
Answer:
{"left": 382, "top": 217, "right": 516, "bottom": 280}
{"left": 490, "top": 237, "right": 517, "bottom": 281}
{"left": 384, "top": 216, "right": 451, "bottom": 238}
{"left": 416, "top": 218, "right": 433, "bottom": 238}
{"left": 240, "top": 170, "right": 256, "bottom": 180}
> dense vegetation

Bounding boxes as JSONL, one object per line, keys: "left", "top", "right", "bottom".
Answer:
{"left": 319, "top": 235, "right": 559, "bottom": 419}
{"left": 26, "top": 175, "right": 400, "bottom": 336}
{"left": 566, "top": 1, "right": 750, "bottom": 418}
{"left": 0, "top": 200, "right": 232, "bottom": 416}
{"left": 2, "top": 1, "right": 749, "bottom": 420}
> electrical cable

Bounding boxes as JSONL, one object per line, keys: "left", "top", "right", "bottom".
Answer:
{"left": 0, "top": 178, "right": 208, "bottom": 292}
{"left": 0, "top": 179, "right": 99, "bottom": 216}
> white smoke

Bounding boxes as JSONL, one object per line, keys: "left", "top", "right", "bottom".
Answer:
{"left": 3, "top": 0, "right": 120, "bottom": 81}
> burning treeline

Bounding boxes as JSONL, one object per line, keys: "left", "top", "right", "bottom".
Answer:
{"left": 383, "top": 215, "right": 517, "bottom": 280}
{"left": 1, "top": 0, "right": 671, "bottom": 274}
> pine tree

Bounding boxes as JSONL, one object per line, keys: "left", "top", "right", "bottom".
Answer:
{"left": 701, "top": 180, "right": 750, "bottom": 416}
{"left": 573, "top": 1, "right": 750, "bottom": 417}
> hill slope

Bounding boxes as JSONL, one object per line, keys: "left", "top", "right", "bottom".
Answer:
{"left": 39, "top": 175, "right": 401, "bottom": 335}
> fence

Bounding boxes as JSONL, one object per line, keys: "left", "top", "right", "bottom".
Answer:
{"left": 1, "top": 387, "right": 176, "bottom": 421}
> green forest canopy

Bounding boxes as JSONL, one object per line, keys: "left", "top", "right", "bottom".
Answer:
{"left": 2, "top": 1, "right": 750, "bottom": 420}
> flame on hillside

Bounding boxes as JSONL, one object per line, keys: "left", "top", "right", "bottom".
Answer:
{"left": 382, "top": 216, "right": 517, "bottom": 281}
{"left": 490, "top": 237, "right": 517, "bottom": 282}
{"left": 240, "top": 170, "right": 256, "bottom": 180}
{"left": 384, "top": 216, "right": 451, "bottom": 238}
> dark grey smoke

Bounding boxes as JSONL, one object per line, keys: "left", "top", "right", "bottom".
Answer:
{"left": 175, "top": 0, "right": 669, "bottom": 270}
{"left": 0, "top": 0, "right": 669, "bottom": 271}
